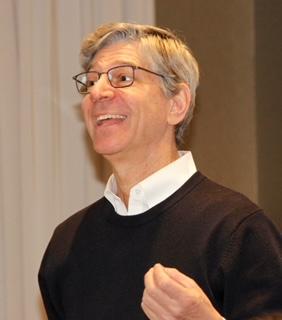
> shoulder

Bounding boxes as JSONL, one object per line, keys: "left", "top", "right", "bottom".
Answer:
{"left": 192, "top": 173, "right": 281, "bottom": 257}
{"left": 181, "top": 172, "right": 260, "bottom": 222}
{"left": 194, "top": 172, "right": 258, "bottom": 209}
{"left": 56, "top": 197, "right": 107, "bottom": 235}
{"left": 40, "top": 197, "right": 111, "bottom": 269}
{"left": 178, "top": 172, "right": 282, "bottom": 242}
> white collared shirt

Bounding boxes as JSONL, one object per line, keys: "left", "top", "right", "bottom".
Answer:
{"left": 104, "top": 151, "right": 197, "bottom": 216}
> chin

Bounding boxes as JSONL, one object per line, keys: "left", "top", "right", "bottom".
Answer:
{"left": 93, "top": 143, "right": 125, "bottom": 158}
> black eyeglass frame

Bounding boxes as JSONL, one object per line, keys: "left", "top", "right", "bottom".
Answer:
{"left": 72, "top": 65, "right": 166, "bottom": 94}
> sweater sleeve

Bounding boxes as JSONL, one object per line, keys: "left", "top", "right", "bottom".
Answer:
{"left": 38, "top": 232, "right": 66, "bottom": 320}
{"left": 38, "top": 209, "right": 86, "bottom": 320}
{"left": 38, "top": 269, "right": 63, "bottom": 320}
{"left": 220, "top": 211, "right": 282, "bottom": 320}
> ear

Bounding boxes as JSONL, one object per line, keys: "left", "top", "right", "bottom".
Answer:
{"left": 167, "top": 83, "right": 191, "bottom": 126}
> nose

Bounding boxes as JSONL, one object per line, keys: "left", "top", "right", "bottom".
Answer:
{"left": 88, "top": 74, "right": 115, "bottom": 102}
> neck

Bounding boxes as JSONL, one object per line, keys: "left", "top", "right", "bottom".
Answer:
{"left": 105, "top": 144, "right": 179, "bottom": 208}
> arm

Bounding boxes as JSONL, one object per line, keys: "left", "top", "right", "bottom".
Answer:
{"left": 141, "top": 212, "right": 282, "bottom": 319}
{"left": 38, "top": 273, "right": 64, "bottom": 320}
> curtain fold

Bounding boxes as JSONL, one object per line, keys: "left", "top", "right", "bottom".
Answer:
{"left": 0, "top": 1, "right": 154, "bottom": 319}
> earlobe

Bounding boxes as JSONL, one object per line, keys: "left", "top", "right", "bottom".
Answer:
{"left": 168, "top": 83, "right": 191, "bottom": 125}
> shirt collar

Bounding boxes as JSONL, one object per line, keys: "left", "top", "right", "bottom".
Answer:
{"left": 104, "top": 151, "right": 197, "bottom": 216}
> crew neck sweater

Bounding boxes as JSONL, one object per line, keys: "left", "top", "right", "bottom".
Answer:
{"left": 39, "top": 172, "right": 282, "bottom": 320}
{"left": 104, "top": 151, "right": 196, "bottom": 216}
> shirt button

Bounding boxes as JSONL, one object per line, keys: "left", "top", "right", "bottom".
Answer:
{"left": 133, "top": 189, "right": 144, "bottom": 201}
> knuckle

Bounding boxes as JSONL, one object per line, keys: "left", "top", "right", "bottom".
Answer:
{"left": 144, "top": 286, "right": 154, "bottom": 298}
{"left": 144, "top": 268, "right": 153, "bottom": 284}
{"left": 157, "top": 276, "right": 171, "bottom": 291}
{"left": 144, "top": 271, "right": 149, "bottom": 283}
{"left": 186, "top": 289, "right": 203, "bottom": 310}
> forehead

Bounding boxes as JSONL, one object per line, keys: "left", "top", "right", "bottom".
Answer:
{"left": 90, "top": 41, "right": 147, "bottom": 70}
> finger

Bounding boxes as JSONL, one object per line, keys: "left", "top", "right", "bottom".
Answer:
{"left": 152, "top": 264, "right": 188, "bottom": 299}
{"left": 164, "top": 266, "right": 197, "bottom": 289}
{"left": 164, "top": 267, "right": 220, "bottom": 315}
{"left": 144, "top": 266, "right": 177, "bottom": 313}
{"left": 142, "top": 289, "right": 170, "bottom": 320}
{"left": 154, "top": 264, "right": 208, "bottom": 311}
{"left": 141, "top": 300, "right": 159, "bottom": 320}
{"left": 146, "top": 265, "right": 222, "bottom": 319}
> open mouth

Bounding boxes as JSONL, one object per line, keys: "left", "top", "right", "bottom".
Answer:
{"left": 96, "top": 114, "right": 127, "bottom": 126}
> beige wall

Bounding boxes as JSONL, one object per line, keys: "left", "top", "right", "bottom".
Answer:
{"left": 156, "top": 0, "right": 282, "bottom": 229}
{"left": 0, "top": 2, "right": 155, "bottom": 319}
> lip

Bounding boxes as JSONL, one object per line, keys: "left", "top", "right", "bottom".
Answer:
{"left": 95, "top": 113, "right": 128, "bottom": 126}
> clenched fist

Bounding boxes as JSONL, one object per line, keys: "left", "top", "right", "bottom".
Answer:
{"left": 141, "top": 263, "right": 224, "bottom": 320}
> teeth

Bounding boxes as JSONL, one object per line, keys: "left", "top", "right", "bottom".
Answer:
{"left": 96, "top": 114, "right": 127, "bottom": 124}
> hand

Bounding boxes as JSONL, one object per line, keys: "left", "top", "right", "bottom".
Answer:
{"left": 141, "top": 263, "right": 223, "bottom": 320}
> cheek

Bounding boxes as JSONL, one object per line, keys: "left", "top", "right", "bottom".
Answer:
{"left": 82, "top": 95, "right": 95, "bottom": 119}
{"left": 134, "top": 104, "right": 170, "bottom": 141}
{"left": 145, "top": 96, "right": 171, "bottom": 124}
{"left": 81, "top": 99, "right": 95, "bottom": 137}
{"left": 81, "top": 96, "right": 91, "bottom": 116}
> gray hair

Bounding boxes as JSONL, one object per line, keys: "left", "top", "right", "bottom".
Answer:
{"left": 80, "top": 22, "right": 199, "bottom": 146}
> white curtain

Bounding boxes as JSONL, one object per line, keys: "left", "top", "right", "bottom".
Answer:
{"left": 0, "top": 1, "right": 154, "bottom": 319}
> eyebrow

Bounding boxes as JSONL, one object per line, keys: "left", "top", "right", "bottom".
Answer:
{"left": 89, "top": 60, "right": 139, "bottom": 71}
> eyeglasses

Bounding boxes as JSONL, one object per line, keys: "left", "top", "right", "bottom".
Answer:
{"left": 72, "top": 65, "right": 165, "bottom": 94}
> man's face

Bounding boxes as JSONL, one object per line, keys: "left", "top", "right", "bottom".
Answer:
{"left": 81, "top": 41, "right": 176, "bottom": 162}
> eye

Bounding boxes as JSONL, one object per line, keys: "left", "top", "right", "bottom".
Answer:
{"left": 76, "top": 73, "right": 97, "bottom": 93}
{"left": 85, "top": 80, "right": 95, "bottom": 87}
{"left": 115, "top": 72, "right": 132, "bottom": 83}
{"left": 120, "top": 73, "right": 132, "bottom": 81}
{"left": 109, "top": 66, "right": 134, "bottom": 87}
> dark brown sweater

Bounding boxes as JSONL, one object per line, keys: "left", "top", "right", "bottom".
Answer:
{"left": 39, "top": 172, "right": 282, "bottom": 319}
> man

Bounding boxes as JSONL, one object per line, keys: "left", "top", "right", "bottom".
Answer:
{"left": 39, "top": 22, "right": 282, "bottom": 319}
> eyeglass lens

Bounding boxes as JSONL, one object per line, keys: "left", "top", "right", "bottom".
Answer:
{"left": 75, "top": 66, "right": 135, "bottom": 93}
